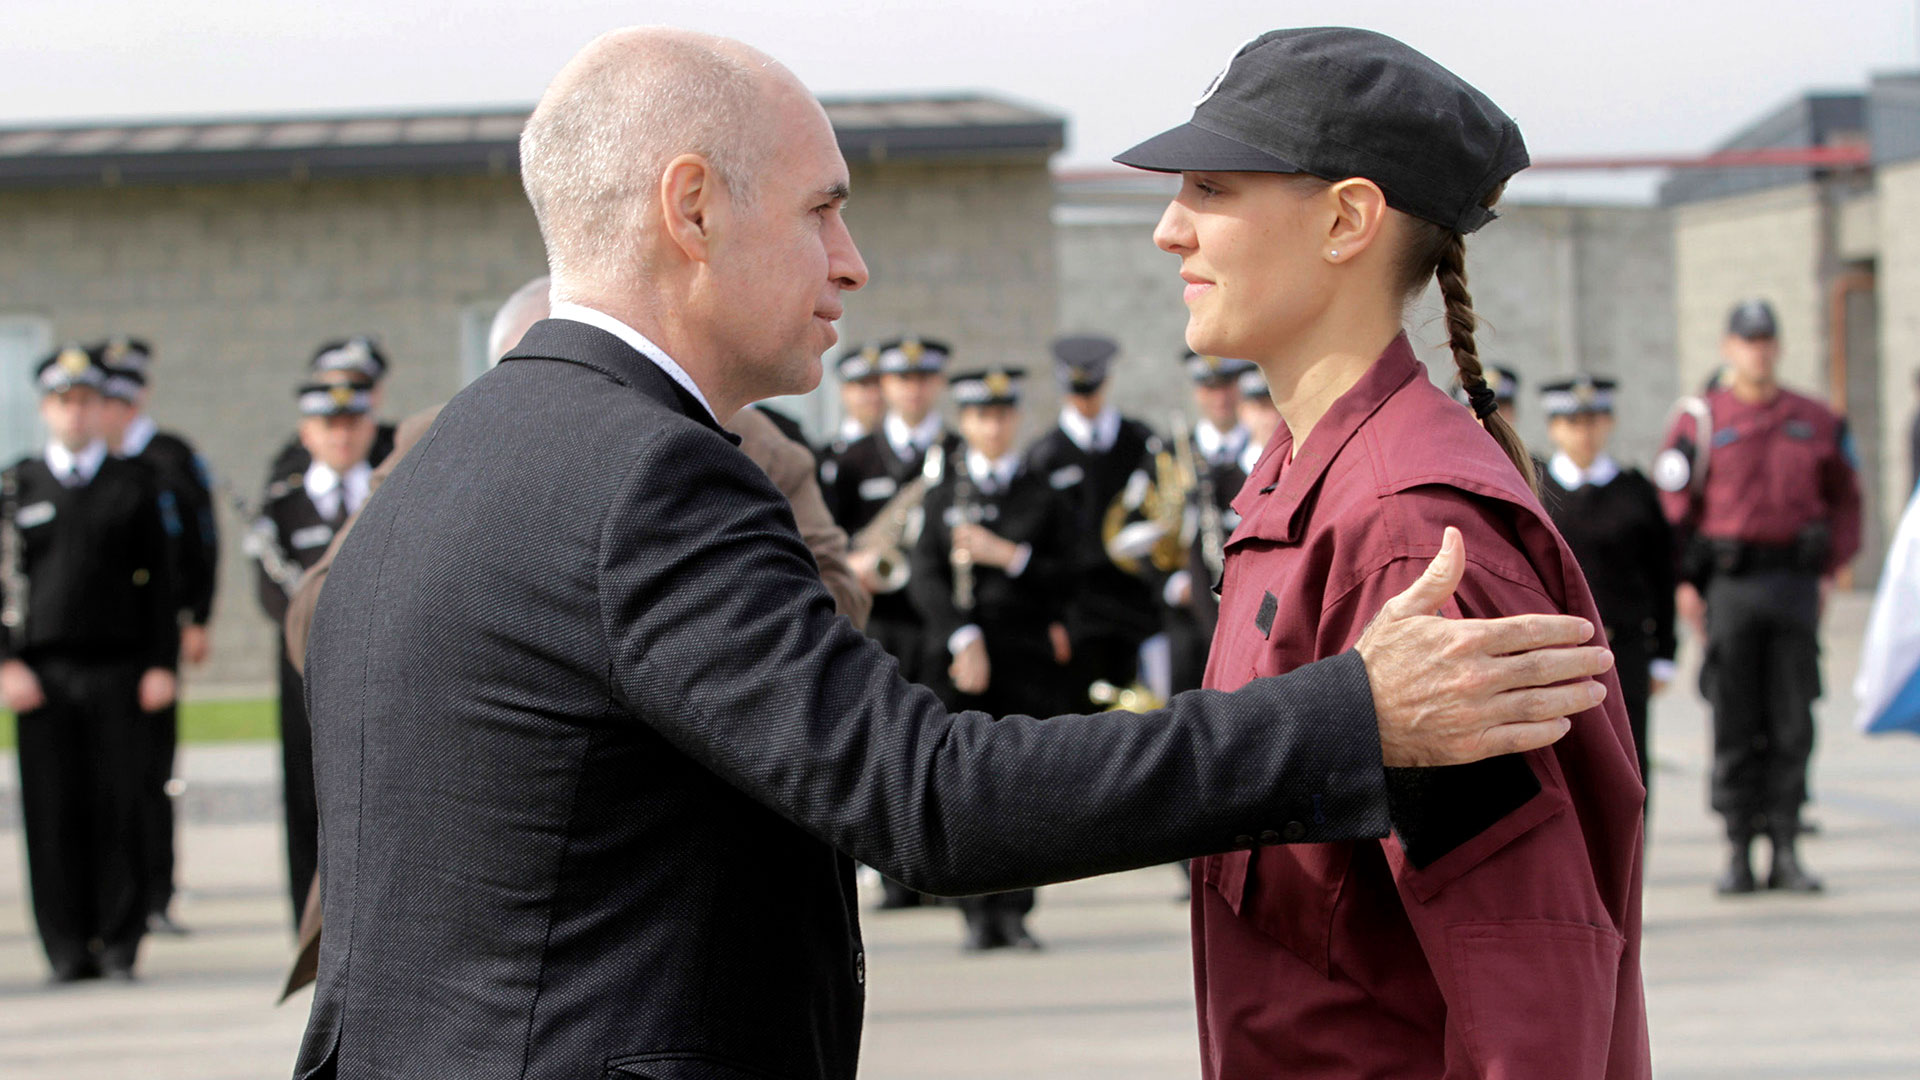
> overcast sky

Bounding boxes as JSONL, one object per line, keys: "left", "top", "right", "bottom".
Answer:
{"left": 3, "top": 0, "right": 1915, "bottom": 202}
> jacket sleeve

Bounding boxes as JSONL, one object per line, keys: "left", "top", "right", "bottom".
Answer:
{"left": 1823, "top": 418, "right": 1864, "bottom": 573}
{"left": 599, "top": 424, "right": 1394, "bottom": 896}
{"left": 179, "top": 450, "right": 220, "bottom": 626}
{"left": 254, "top": 502, "right": 292, "bottom": 628}
{"left": 1319, "top": 545, "right": 1642, "bottom": 1079}
{"left": 131, "top": 469, "right": 181, "bottom": 672}
{"left": 0, "top": 468, "right": 17, "bottom": 664}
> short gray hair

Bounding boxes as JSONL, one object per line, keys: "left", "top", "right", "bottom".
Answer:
{"left": 520, "top": 31, "right": 769, "bottom": 291}
{"left": 487, "top": 275, "right": 552, "bottom": 364}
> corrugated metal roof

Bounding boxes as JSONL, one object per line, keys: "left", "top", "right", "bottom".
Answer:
{"left": 0, "top": 95, "right": 1064, "bottom": 189}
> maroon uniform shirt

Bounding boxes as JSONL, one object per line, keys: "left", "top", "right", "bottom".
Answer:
{"left": 1195, "top": 335, "right": 1649, "bottom": 1079}
{"left": 1656, "top": 386, "right": 1861, "bottom": 571}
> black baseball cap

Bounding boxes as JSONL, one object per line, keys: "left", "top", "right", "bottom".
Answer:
{"left": 1727, "top": 299, "right": 1778, "bottom": 340}
{"left": 1115, "top": 28, "right": 1528, "bottom": 234}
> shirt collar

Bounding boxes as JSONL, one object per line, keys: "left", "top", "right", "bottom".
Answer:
{"left": 885, "top": 411, "right": 945, "bottom": 459}
{"left": 45, "top": 439, "right": 108, "bottom": 486}
{"left": 838, "top": 416, "right": 869, "bottom": 443}
{"left": 549, "top": 301, "right": 718, "bottom": 423}
{"left": 1058, "top": 404, "right": 1120, "bottom": 454}
{"left": 305, "top": 459, "right": 372, "bottom": 511}
{"left": 966, "top": 448, "right": 1020, "bottom": 490}
{"left": 1194, "top": 419, "right": 1248, "bottom": 464}
{"left": 1233, "top": 333, "right": 1423, "bottom": 544}
{"left": 119, "top": 414, "right": 158, "bottom": 458}
{"left": 1549, "top": 452, "right": 1620, "bottom": 491}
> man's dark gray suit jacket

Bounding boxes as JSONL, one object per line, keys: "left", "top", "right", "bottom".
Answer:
{"left": 292, "top": 319, "right": 1392, "bottom": 1080}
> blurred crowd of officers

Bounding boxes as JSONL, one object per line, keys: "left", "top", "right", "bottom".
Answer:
{"left": 0, "top": 292, "right": 1864, "bottom": 979}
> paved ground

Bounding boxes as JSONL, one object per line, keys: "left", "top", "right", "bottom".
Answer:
{"left": 2, "top": 592, "right": 1916, "bottom": 1077}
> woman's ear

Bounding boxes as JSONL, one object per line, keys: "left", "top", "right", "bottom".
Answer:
{"left": 1323, "top": 178, "right": 1388, "bottom": 263}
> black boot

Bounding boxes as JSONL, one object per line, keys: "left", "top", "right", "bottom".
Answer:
{"left": 961, "top": 907, "right": 1004, "bottom": 953}
{"left": 1716, "top": 833, "right": 1757, "bottom": 896}
{"left": 1766, "top": 828, "right": 1824, "bottom": 893}
{"left": 992, "top": 909, "right": 1043, "bottom": 952}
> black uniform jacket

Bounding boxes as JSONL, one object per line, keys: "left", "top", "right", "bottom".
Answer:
{"left": 254, "top": 473, "right": 349, "bottom": 628}
{"left": 132, "top": 430, "right": 219, "bottom": 626}
{"left": 908, "top": 458, "right": 1077, "bottom": 689}
{"left": 1, "top": 455, "right": 175, "bottom": 669}
{"left": 821, "top": 425, "right": 963, "bottom": 630}
{"left": 1541, "top": 466, "right": 1677, "bottom": 668}
{"left": 1024, "top": 417, "right": 1163, "bottom": 642}
{"left": 293, "top": 318, "right": 1392, "bottom": 1080}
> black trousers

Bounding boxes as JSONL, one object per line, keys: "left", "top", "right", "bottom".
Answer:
{"left": 278, "top": 647, "right": 319, "bottom": 929}
{"left": 15, "top": 654, "right": 148, "bottom": 974}
{"left": 140, "top": 698, "right": 179, "bottom": 915}
{"left": 1701, "top": 572, "right": 1821, "bottom": 838}
{"left": 1608, "top": 630, "right": 1652, "bottom": 815}
{"left": 1166, "top": 608, "right": 1211, "bottom": 696}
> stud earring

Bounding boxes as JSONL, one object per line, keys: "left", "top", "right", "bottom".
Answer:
{"left": 1328, "top": 249, "right": 1339, "bottom": 259}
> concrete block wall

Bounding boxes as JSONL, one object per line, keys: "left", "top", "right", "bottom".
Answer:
{"left": 1671, "top": 184, "right": 1828, "bottom": 399}
{"left": 1872, "top": 160, "right": 1920, "bottom": 519}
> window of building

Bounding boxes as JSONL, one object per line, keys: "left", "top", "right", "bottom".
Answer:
{"left": 0, "top": 316, "right": 53, "bottom": 465}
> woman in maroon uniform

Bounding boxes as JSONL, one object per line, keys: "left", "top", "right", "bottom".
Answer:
{"left": 1116, "top": 28, "right": 1650, "bottom": 1078}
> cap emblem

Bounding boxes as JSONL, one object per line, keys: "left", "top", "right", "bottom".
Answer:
{"left": 900, "top": 339, "right": 925, "bottom": 365}
{"left": 57, "top": 348, "right": 91, "bottom": 376}
{"left": 1195, "top": 36, "right": 1260, "bottom": 107}
{"left": 329, "top": 384, "right": 356, "bottom": 408}
{"left": 985, "top": 371, "right": 1012, "bottom": 397}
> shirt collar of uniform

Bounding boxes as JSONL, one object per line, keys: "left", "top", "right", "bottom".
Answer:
{"left": 1548, "top": 451, "right": 1620, "bottom": 491}
{"left": 45, "top": 438, "right": 108, "bottom": 487}
{"left": 1233, "top": 333, "right": 1423, "bottom": 544}
{"left": 838, "top": 416, "right": 869, "bottom": 443}
{"left": 119, "top": 414, "right": 158, "bottom": 458}
{"left": 1059, "top": 404, "right": 1120, "bottom": 454}
{"left": 305, "top": 459, "right": 372, "bottom": 518}
{"left": 1195, "top": 418, "right": 1248, "bottom": 465}
{"left": 885, "top": 411, "right": 945, "bottom": 460}
{"left": 549, "top": 300, "right": 718, "bottom": 424}
{"left": 966, "top": 448, "right": 1020, "bottom": 491}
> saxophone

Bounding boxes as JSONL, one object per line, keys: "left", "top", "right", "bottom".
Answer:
{"left": 1175, "top": 417, "right": 1227, "bottom": 582}
{"left": 947, "top": 445, "right": 976, "bottom": 616}
{"left": 1102, "top": 413, "right": 1194, "bottom": 577}
{"left": 850, "top": 475, "right": 928, "bottom": 594}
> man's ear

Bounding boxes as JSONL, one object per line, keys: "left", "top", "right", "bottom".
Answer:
{"left": 659, "top": 153, "right": 727, "bottom": 265}
{"left": 1324, "top": 177, "right": 1388, "bottom": 263}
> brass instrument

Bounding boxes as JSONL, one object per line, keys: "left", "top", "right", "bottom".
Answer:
{"left": 1102, "top": 412, "right": 1195, "bottom": 577}
{"left": 220, "top": 479, "right": 306, "bottom": 594}
{"left": 1088, "top": 679, "right": 1166, "bottom": 713}
{"left": 947, "top": 446, "right": 977, "bottom": 616}
{"left": 1173, "top": 415, "right": 1227, "bottom": 582}
{"left": 850, "top": 475, "right": 928, "bottom": 594}
{"left": 1, "top": 467, "right": 25, "bottom": 634}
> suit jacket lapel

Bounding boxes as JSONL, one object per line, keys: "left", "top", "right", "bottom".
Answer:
{"left": 502, "top": 319, "right": 739, "bottom": 444}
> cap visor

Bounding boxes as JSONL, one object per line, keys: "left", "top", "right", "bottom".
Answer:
{"left": 1115, "top": 122, "right": 1303, "bottom": 174}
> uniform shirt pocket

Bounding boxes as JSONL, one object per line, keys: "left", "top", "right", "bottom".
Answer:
{"left": 1446, "top": 919, "right": 1626, "bottom": 1077}
{"left": 1203, "top": 843, "right": 1353, "bottom": 979}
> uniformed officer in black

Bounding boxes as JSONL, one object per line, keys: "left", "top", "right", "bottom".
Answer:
{"left": 816, "top": 341, "right": 884, "bottom": 475}
{"left": 255, "top": 379, "right": 379, "bottom": 926}
{"left": 824, "top": 336, "right": 961, "bottom": 680}
{"left": 1538, "top": 376, "right": 1675, "bottom": 808}
{"left": 265, "top": 337, "right": 398, "bottom": 482}
{"left": 1, "top": 345, "right": 177, "bottom": 982}
{"left": 1024, "top": 335, "right": 1163, "bottom": 702}
{"left": 94, "top": 337, "right": 219, "bottom": 935}
{"left": 1161, "top": 351, "right": 1256, "bottom": 693}
{"left": 908, "top": 365, "right": 1077, "bottom": 951}
{"left": 1657, "top": 300, "right": 1862, "bottom": 895}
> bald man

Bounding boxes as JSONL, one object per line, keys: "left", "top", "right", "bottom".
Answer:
{"left": 292, "top": 29, "right": 1608, "bottom": 1078}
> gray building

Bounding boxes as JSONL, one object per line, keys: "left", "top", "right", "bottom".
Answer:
{"left": 0, "top": 98, "right": 1064, "bottom": 693}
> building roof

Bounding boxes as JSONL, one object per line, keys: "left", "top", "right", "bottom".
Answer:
{"left": 1659, "top": 91, "right": 1868, "bottom": 206}
{"left": 0, "top": 95, "right": 1065, "bottom": 189}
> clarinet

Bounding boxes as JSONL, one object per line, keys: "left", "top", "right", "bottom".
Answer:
{"left": 948, "top": 445, "right": 976, "bottom": 617}
{"left": 1194, "top": 437, "right": 1226, "bottom": 581}
{"left": 0, "top": 467, "right": 26, "bottom": 635}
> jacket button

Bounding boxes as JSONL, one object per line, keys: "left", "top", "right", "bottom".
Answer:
{"left": 1258, "top": 829, "right": 1282, "bottom": 845}
{"left": 1282, "top": 821, "right": 1307, "bottom": 842}
{"left": 1233, "top": 834, "right": 1255, "bottom": 848}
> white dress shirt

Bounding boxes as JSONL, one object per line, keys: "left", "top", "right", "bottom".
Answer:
{"left": 946, "top": 448, "right": 1033, "bottom": 657}
{"left": 118, "top": 414, "right": 158, "bottom": 458}
{"left": 1548, "top": 451, "right": 1621, "bottom": 491}
{"left": 884, "top": 411, "right": 946, "bottom": 463}
{"left": 1193, "top": 419, "right": 1249, "bottom": 468}
{"left": 550, "top": 301, "right": 718, "bottom": 423}
{"left": 305, "top": 461, "right": 373, "bottom": 523}
{"left": 837, "top": 416, "right": 869, "bottom": 444}
{"left": 45, "top": 439, "right": 108, "bottom": 488}
{"left": 1058, "top": 405, "right": 1121, "bottom": 455}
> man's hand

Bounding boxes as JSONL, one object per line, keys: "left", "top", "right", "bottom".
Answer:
{"left": 1355, "top": 527, "right": 1612, "bottom": 767}
{"left": 949, "top": 637, "right": 991, "bottom": 695}
{"left": 180, "top": 624, "right": 212, "bottom": 667}
{"left": 1676, "top": 582, "right": 1705, "bottom": 638}
{"left": 1, "top": 659, "right": 45, "bottom": 713}
{"left": 848, "top": 548, "right": 888, "bottom": 594}
{"left": 139, "top": 668, "right": 178, "bottom": 713}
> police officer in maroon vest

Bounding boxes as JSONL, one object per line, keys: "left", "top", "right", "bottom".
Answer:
{"left": 1656, "top": 299, "right": 1862, "bottom": 895}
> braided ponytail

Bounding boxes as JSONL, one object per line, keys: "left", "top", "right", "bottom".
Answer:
{"left": 1398, "top": 183, "right": 1536, "bottom": 493}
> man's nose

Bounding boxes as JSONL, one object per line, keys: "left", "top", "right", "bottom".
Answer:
{"left": 830, "top": 217, "right": 869, "bottom": 292}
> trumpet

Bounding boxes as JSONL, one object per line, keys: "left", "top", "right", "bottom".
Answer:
{"left": 1088, "top": 679, "right": 1166, "bottom": 713}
